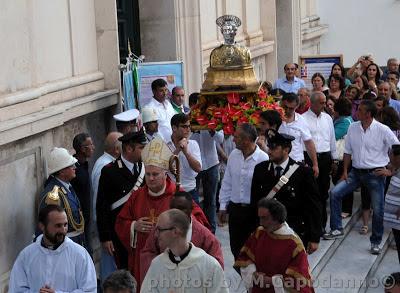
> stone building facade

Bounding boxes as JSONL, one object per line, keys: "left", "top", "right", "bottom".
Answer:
{"left": 0, "top": 0, "right": 326, "bottom": 291}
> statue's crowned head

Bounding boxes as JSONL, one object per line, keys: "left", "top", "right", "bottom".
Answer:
{"left": 216, "top": 15, "right": 241, "bottom": 45}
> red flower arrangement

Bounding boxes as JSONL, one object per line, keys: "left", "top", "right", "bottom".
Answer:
{"left": 191, "top": 88, "right": 284, "bottom": 135}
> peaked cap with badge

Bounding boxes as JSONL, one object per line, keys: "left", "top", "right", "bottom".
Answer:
{"left": 266, "top": 129, "right": 295, "bottom": 149}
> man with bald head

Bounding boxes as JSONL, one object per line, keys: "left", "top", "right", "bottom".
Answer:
{"left": 91, "top": 132, "right": 123, "bottom": 280}
{"left": 141, "top": 209, "right": 228, "bottom": 293}
{"left": 91, "top": 132, "right": 123, "bottom": 222}
{"left": 140, "top": 191, "right": 224, "bottom": 283}
{"left": 302, "top": 91, "right": 337, "bottom": 234}
{"left": 273, "top": 63, "right": 306, "bottom": 94}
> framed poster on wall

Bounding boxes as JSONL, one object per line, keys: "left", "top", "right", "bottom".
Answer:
{"left": 137, "top": 61, "right": 184, "bottom": 108}
{"left": 299, "top": 54, "right": 343, "bottom": 89}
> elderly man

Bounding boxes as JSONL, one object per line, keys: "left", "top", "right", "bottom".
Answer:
{"left": 382, "top": 58, "right": 399, "bottom": 80}
{"left": 91, "top": 132, "right": 122, "bottom": 279}
{"left": 141, "top": 209, "right": 228, "bottom": 293}
{"left": 296, "top": 87, "right": 311, "bottom": 114}
{"left": 140, "top": 191, "right": 224, "bottom": 283}
{"left": 218, "top": 123, "right": 269, "bottom": 260}
{"left": 324, "top": 100, "right": 399, "bottom": 255}
{"left": 273, "top": 63, "right": 306, "bottom": 94}
{"left": 302, "top": 91, "right": 337, "bottom": 234}
{"left": 39, "top": 147, "right": 85, "bottom": 245}
{"left": 378, "top": 81, "right": 400, "bottom": 114}
{"left": 143, "top": 79, "right": 176, "bottom": 140}
{"left": 10, "top": 205, "right": 96, "bottom": 293}
{"left": 171, "top": 86, "right": 190, "bottom": 114}
{"left": 114, "top": 137, "right": 208, "bottom": 286}
{"left": 97, "top": 130, "right": 147, "bottom": 277}
{"left": 235, "top": 199, "right": 314, "bottom": 293}
{"left": 91, "top": 132, "right": 123, "bottom": 223}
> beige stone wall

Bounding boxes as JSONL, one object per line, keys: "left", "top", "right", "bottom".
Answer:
{"left": 0, "top": 0, "right": 120, "bottom": 290}
{"left": 300, "top": 0, "right": 328, "bottom": 56}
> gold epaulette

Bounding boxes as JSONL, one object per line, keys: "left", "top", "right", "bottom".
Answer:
{"left": 44, "top": 185, "right": 62, "bottom": 206}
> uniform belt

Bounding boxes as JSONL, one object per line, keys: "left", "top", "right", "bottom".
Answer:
{"left": 229, "top": 201, "right": 251, "bottom": 208}
{"left": 354, "top": 167, "right": 384, "bottom": 173}
{"left": 67, "top": 230, "right": 84, "bottom": 238}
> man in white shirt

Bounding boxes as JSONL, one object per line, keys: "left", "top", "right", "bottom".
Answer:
{"left": 218, "top": 123, "right": 269, "bottom": 260}
{"left": 324, "top": 100, "right": 399, "bottom": 255}
{"left": 143, "top": 79, "right": 176, "bottom": 140}
{"left": 166, "top": 113, "right": 202, "bottom": 202}
{"left": 278, "top": 93, "right": 319, "bottom": 177}
{"left": 9, "top": 205, "right": 97, "bottom": 293}
{"left": 191, "top": 129, "right": 224, "bottom": 233}
{"left": 303, "top": 91, "right": 337, "bottom": 233}
{"left": 90, "top": 131, "right": 122, "bottom": 280}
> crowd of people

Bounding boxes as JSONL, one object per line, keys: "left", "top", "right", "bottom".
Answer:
{"left": 8, "top": 55, "right": 400, "bottom": 292}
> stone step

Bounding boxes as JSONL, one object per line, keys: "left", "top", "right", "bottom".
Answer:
{"left": 308, "top": 205, "right": 361, "bottom": 278}
{"left": 363, "top": 235, "right": 397, "bottom": 293}
{"left": 215, "top": 224, "right": 246, "bottom": 293}
{"left": 314, "top": 224, "right": 391, "bottom": 293}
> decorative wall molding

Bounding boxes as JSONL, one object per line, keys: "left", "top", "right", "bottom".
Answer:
{"left": 0, "top": 72, "right": 104, "bottom": 109}
{"left": 0, "top": 89, "right": 118, "bottom": 146}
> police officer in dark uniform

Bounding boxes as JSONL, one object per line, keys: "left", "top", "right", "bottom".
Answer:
{"left": 96, "top": 130, "right": 147, "bottom": 274}
{"left": 251, "top": 129, "right": 322, "bottom": 254}
{"left": 39, "top": 147, "right": 85, "bottom": 246}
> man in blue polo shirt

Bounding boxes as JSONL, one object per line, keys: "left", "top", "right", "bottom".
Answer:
{"left": 273, "top": 63, "right": 305, "bottom": 94}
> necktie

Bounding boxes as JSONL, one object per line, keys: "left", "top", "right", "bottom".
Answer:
{"left": 133, "top": 163, "right": 139, "bottom": 178}
{"left": 275, "top": 166, "right": 283, "bottom": 178}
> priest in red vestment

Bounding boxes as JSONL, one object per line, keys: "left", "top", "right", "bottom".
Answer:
{"left": 115, "top": 137, "right": 208, "bottom": 288}
{"left": 234, "top": 198, "right": 314, "bottom": 293}
{"left": 140, "top": 191, "right": 224, "bottom": 283}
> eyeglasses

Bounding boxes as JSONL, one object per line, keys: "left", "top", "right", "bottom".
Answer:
{"left": 179, "top": 124, "right": 191, "bottom": 129}
{"left": 155, "top": 226, "right": 175, "bottom": 233}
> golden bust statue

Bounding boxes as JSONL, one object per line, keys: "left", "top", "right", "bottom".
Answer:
{"left": 210, "top": 44, "right": 252, "bottom": 69}
{"left": 202, "top": 15, "right": 259, "bottom": 91}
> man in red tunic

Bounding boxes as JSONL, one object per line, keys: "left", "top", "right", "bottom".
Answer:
{"left": 140, "top": 191, "right": 224, "bottom": 283}
{"left": 115, "top": 137, "right": 208, "bottom": 288}
{"left": 234, "top": 198, "right": 314, "bottom": 293}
